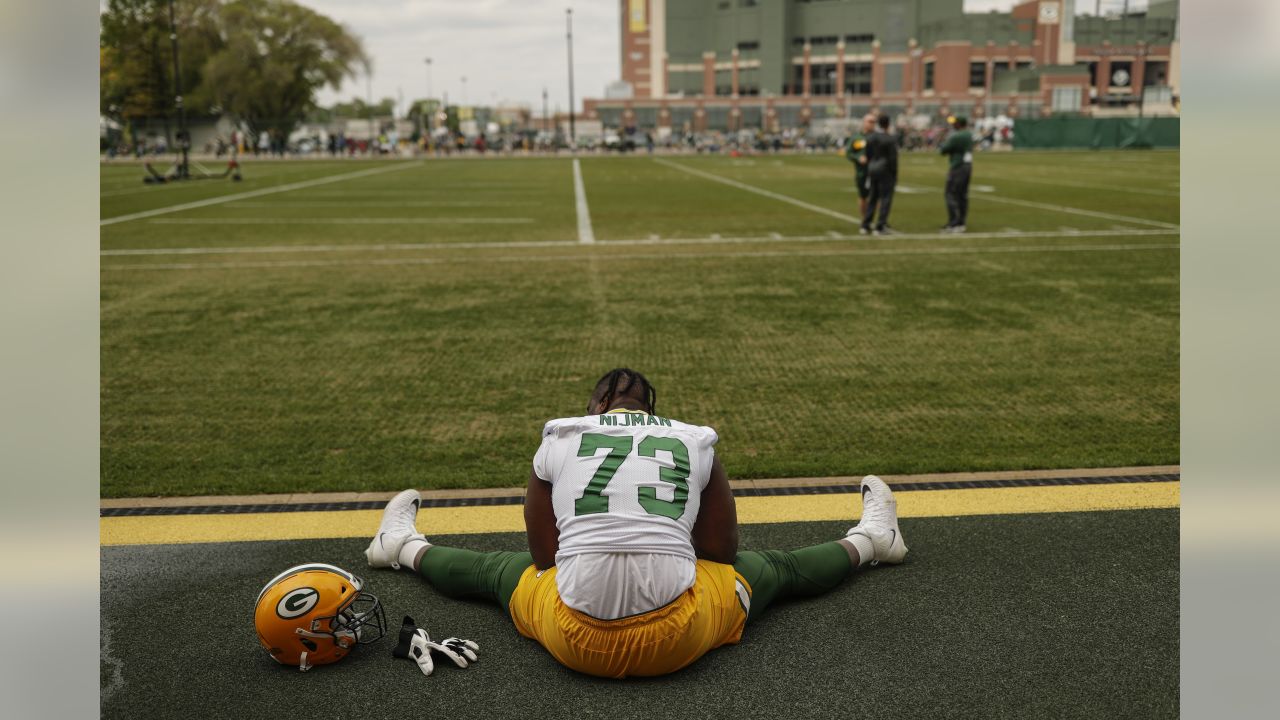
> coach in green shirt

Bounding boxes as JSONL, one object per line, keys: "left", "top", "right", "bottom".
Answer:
{"left": 845, "top": 113, "right": 876, "bottom": 218}
{"left": 939, "top": 116, "right": 975, "bottom": 233}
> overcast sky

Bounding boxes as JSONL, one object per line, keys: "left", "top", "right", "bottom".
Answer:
{"left": 304, "top": 0, "right": 617, "bottom": 116}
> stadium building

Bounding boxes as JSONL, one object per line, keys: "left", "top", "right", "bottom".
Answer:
{"left": 585, "top": 0, "right": 1179, "bottom": 133}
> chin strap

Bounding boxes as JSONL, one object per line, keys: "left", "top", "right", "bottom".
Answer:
{"left": 295, "top": 627, "right": 355, "bottom": 648}
{"left": 298, "top": 651, "right": 311, "bottom": 672}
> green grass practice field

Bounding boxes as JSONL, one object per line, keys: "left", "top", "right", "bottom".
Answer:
{"left": 100, "top": 150, "right": 1180, "bottom": 719}
{"left": 101, "top": 151, "right": 1178, "bottom": 498}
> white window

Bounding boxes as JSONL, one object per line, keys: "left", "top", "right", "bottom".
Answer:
{"left": 1051, "top": 86, "right": 1082, "bottom": 112}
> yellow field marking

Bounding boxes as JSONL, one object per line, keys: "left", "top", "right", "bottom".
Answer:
{"left": 100, "top": 482, "right": 1179, "bottom": 547}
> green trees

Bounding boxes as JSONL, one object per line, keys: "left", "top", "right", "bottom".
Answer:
{"left": 100, "top": 0, "right": 367, "bottom": 140}
{"left": 201, "top": 0, "right": 368, "bottom": 140}
{"left": 100, "top": 0, "right": 223, "bottom": 135}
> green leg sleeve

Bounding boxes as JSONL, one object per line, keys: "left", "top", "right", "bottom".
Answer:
{"left": 418, "top": 547, "right": 534, "bottom": 609}
{"left": 733, "top": 542, "right": 853, "bottom": 624}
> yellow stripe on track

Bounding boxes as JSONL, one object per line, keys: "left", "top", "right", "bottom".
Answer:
{"left": 100, "top": 482, "right": 1179, "bottom": 547}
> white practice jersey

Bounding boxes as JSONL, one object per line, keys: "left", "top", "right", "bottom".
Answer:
{"left": 532, "top": 409, "right": 719, "bottom": 618}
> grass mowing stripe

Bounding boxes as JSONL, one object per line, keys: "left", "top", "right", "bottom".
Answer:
{"left": 99, "top": 228, "right": 1177, "bottom": 257}
{"left": 653, "top": 157, "right": 861, "bottom": 223}
{"left": 98, "top": 481, "right": 1180, "bottom": 546}
{"left": 573, "top": 157, "right": 596, "bottom": 244}
{"left": 102, "top": 241, "right": 1178, "bottom": 272}
{"left": 103, "top": 239, "right": 579, "bottom": 256}
{"left": 225, "top": 201, "right": 540, "bottom": 208}
{"left": 99, "top": 161, "right": 422, "bottom": 226}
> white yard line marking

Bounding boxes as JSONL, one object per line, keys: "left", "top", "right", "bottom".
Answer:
{"left": 102, "top": 228, "right": 1177, "bottom": 257}
{"left": 99, "top": 162, "right": 422, "bottom": 226}
{"left": 148, "top": 218, "right": 533, "bottom": 225}
{"left": 653, "top": 158, "right": 860, "bottom": 223}
{"left": 103, "top": 242, "right": 1179, "bottom": 272}
{"left": 872, "top": 177, "right": 1177, "bottom": 229}
{"left": 968, "top": 193, "right": 1179, "bottom": 229}
{"left": 979, "top": 174, "right": 1180, "bottom": 198}
{"left": 573, "top": 158, "right": 595, "bottom": 244}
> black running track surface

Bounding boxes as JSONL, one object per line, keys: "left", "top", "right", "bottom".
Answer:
{"left": 101, "top": 510, "right": 1177, "bottom": 719}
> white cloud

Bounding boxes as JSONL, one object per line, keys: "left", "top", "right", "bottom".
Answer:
{"left": 300, "top": 0, "right": 617, "bottom": 115}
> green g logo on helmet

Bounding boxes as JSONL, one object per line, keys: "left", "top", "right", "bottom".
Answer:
{"left": 276, "top": 587, "right": 319, "bottom": 618}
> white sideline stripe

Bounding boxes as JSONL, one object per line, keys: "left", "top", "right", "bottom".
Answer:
{"left": 573, "top": 158, "right": 595, "bottom": 244}
{"left": 101, "top": 228, "right": 1176, "bottom": 257}
{"left": 104, "top": 242, "right": 1178, "bottom": 271}
{"left": 99, "top": 162, "right": 422, "bottom": 226}
{"left": 654, "top": 158, "right": 860, "bottom": 224}
{"left": 148, "top": 218, "right": 533, "bottom": 225}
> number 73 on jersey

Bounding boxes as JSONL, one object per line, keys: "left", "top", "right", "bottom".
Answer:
{"left": 574, "top": 433, "right": 691, "bottom": 520}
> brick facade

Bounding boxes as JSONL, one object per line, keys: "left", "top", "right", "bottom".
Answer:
{"left": 600, "top": 0, "right": 1177, "bottom": 129}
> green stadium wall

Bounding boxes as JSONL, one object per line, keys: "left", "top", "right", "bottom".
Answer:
{"left": 1014, "top": 117, "right": 1180, "bottom": 149}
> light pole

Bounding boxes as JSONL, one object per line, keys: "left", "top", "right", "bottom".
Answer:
{"left": 542, "top": 87, "right": 549, "bottom": 134}
{"left": 166, "top": 0, "right": 189, "bottom": 178}
{"left": 461, "top": 76, "right": 468, "bottom": 107}
{"left": 366, "top": 69, "right": 375, "bottom": 149}
{"left": 424, "top": 58, "right": 433, "bottom": 134}
{"left": 566, "top": 8, "right": 576, "bottom": 148}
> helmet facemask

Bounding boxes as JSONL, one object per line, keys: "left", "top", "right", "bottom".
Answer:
{"left": 296, "top": 588, "right": 387, "bottom": 648}
{"left": 333, "top": 590, "right": 388, "bottom": 646}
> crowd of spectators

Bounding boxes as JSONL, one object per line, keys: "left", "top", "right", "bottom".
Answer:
{"left": 102, "top": 114, "right": 1015, "bottom": 160}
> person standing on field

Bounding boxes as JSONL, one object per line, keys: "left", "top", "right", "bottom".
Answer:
{"left": 939, "top": 116, "right": 975, "bottom": 233}
{"left": 845, "top": 113, "right": 877, "bottom": 219}
{"left": 861, "top": 114, "right": 899, "bottom": 236}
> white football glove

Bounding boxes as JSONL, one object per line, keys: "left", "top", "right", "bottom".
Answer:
{"left": 391, "top": 616, "right": 480, "bottom": 676}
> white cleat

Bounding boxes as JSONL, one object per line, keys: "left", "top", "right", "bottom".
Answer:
{"left": 365, "top": 489, "right": 427, "bottom": 570}
{"left": 846, "top": 475, "right": 908, "bottom": 565}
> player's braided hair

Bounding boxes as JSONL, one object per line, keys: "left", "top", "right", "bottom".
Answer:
{"left": 588, "top": 368, "right": 657, "bottom": 416}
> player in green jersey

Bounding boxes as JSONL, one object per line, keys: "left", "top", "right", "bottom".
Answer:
{"left": 845, "top": 113, "right": 877, "bottom": 218}
{"left": 939, "top": 116, "right": 975, "bottom": 233}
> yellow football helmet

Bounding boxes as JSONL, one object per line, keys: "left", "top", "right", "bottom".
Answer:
{"left": 254, "top": 563, "right": 387, "bottom": 671}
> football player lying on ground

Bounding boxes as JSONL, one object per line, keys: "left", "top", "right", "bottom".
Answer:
{"left": 365, "top": 368, "right": 908, "bottom": 678}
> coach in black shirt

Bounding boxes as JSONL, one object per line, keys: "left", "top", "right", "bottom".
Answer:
{"left": 862, "top": 114, "right": 898, "bottom": 236}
